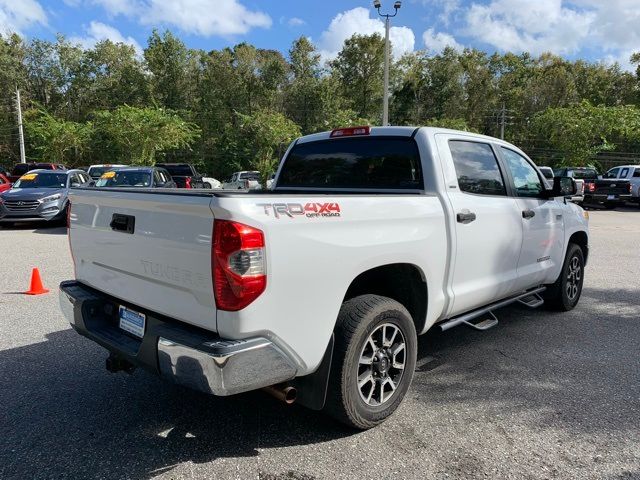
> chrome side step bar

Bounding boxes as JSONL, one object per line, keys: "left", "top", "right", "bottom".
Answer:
{"left": 439, "top": 286, "right": 546, "bottom": 332}
{"left": 518, "top": 292, "right": 544, "bottom": 308}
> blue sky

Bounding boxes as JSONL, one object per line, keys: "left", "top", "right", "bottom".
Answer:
{"left": 2, "top": 0, "right": 639, "bottom": 69}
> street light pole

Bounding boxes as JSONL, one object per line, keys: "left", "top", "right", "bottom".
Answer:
{"left": 374, "top": 1, "right": 401, "bottom": 126}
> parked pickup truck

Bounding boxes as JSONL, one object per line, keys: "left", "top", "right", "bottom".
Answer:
{"left": 554, "top": 167, "right": 630, "bottom": 208}
{"left": 604, "top": 165, "right": 640, "bottom": 205}
{"left": 223, "top": 170, "right": 262, "bottom": 190}
{"left": 59, "top": 126, "right": 589, "bottom": 429}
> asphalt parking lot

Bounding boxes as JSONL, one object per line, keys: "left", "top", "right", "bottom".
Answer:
{"left": 1, "top": 208, "right": 639, "bottom": 480}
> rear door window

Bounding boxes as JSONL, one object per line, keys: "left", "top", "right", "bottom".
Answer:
{"left": 633, "top": 168, "right": 640, "bottom": 178}
{"left": 449, "top": 140, "right": 506, "bottom": 196}
{"left": 278, "top": 137, "right": 423, "bottom": 190}
{"left": 620, "top": 168, "right": 630, "bottom": 178}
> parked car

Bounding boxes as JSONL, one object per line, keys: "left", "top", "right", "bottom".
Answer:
{"left": 604, "top": 165, "right": 640, "bottom": 205}
{"left": 202, "top": 176, "right": 222, "bottom": 189}
{"left": 87, "top": 164, "right": 127, "bottom": 180}
{"left": 61, "top": 126, "right": 589, "bottom": 430}
{"left": 0, "top": 173, "right": 11, "bottom": 193}
{"left": 538, "top": 166, "right": 554, "bottom": 181}
{"left": 554, "top": 166, "right": 630, "bottom": 208}
{"left": 0, "top": 169, "right": 90, "bottom": 225}
{"left": 8, "top": 163, "right": 66, "bottom": 183}
{"left": 94, "top": 167, "right": 176, "bottom": 188}
{"left": 223, "top": 170, "right": 261, "bottom": 190}
{"left": 156, "top": 163, "right": 207, "bottom": 189}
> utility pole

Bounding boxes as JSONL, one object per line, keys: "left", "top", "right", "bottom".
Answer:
{"left": 15, "top": 87, "right": 26, "bottom": 163}
{"left": 374, "top": 1, "right": 402, "bottom": 126}
{"left": 500, "top": 102, "right": 506, "bottom": 140}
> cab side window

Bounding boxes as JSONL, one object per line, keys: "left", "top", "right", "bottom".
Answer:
{"left": 449, "top": 141, "right": 506, "bottom": 196}
{"left": 603, "top": 168, "right": 619, "bottom": 179}
{"left": 501, "top": 148, "right": 544, "bottom": 198}
{"left": 619, "top": 168, "right": 629, "bottom": 178}
{"left": 634, "top": 168, "right": 640, "bottom": 178}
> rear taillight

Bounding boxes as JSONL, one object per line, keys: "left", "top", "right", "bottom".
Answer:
{"left": 213, "top": 220, "right": 266, "bottom": 311}
{"left": 185, "top": 177, "right": 192, "bottom": 189}
{"left": 587, "top": 183, "right": 595, "bottom": 192}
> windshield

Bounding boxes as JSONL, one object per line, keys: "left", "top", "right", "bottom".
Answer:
{"left": 95, "top": 171, "right": 152, "bottom": 187}
{"left": 570, "top": 169, "right": 598, "bottom": 179}
{"left": 88, "top": 166, "right": 121, "bottom": 178}
{"left": 278, "top": 137, "right": 424, "bottom": 190}
{"left": 239, "top": 172, "right": 260, "bottom": 181}
{"left": 13, "top": 172, "right": 67, "bottom": 189}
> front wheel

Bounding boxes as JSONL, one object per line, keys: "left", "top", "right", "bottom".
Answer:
{"left": 324, "top": 295, "right": 417, "bottom": 429}
{"left": 543, "top": 243, "right": 585, "bottom": 311}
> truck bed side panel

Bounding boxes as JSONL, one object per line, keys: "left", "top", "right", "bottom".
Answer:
{"left": 212, "top": 194, "right": 448, "bottom": 374}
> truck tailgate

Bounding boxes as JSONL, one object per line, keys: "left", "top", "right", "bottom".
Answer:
{"left": 68, "top": 189, "right": 217, "bottom": 331}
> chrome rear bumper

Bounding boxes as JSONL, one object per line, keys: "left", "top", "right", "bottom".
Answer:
{"left": 157, "top": 337, "right": 296, "bottom": 396}
{"left": 59, "top": 281, "right": 296, "bottom": 396}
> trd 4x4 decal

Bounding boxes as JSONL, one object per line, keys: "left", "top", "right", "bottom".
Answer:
{"left": 257, "top": 202, "right": 341, "bottom": 219}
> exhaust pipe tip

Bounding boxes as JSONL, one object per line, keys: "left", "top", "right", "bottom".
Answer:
{"left": 263, "top": 384, "right": 297, "bottom": 405}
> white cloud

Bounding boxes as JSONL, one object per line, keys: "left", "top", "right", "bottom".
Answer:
{"left": 422, "top": 28, "right": 463, "bottom": 53}
{"left": 92, "top": 0, "right": 271, "bottom": 37}
{"left": 455, "top": 0, "right": 640, "bottom": 68}
{"left": 318, "top": 7, "right": 415, "bottom": 61}
{"left": 288, "top": 17, "right": 306, "bottom": 27}
{"left": 69, "top": 21, "right": 142, "bottom": 54}
{"left": 0, "top": 0, "right": 47, "bottom": 36}
{"left": 464, "top": 0, "right": 594, "bottom": 55}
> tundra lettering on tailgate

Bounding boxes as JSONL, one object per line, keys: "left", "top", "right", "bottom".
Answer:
{"left": 257, "top": 202, "right": 341, "bottom": 219}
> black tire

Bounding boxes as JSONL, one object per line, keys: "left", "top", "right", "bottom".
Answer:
{"left": 603, "top": 203, "right": 616, "bottom": 210}
{"left": 324, "top": 294, "right": 417, "bottom": 430}
{"left": 543, "top": 243, "right": 585, "bottom": 311}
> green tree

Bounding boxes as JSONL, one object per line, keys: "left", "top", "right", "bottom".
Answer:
{"left": 331, "top": 33, "right": 386, "bottom": 121}
{"left": 532, "top": 101, "right": 640, "bottom": 166}
{"left": 235, "top": 109, "right": 301, "bottom": 184}
{"left": 24, "top": 109, "right": 92, "bottom": 165}
{"left": 93, "top": 106, "right": 200, "bottom": 165}
{"left": 144, "top": 30, "right": 192, "bottom": 110}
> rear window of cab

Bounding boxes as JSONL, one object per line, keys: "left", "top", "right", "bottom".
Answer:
{"left": 277, "top": 137, "right": 423, "bottom": 190}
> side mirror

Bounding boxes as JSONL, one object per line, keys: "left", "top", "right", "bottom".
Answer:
{"left": 549, "top": 176, "right": 577, "bottom": 197}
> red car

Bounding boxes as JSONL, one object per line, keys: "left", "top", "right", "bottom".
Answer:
{"left": 0, "top": 173, "right": 11, "bottom": 193}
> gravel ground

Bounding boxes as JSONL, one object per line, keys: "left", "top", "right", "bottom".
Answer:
{"left": 0, "top": 208, "right": 639, "bottom": 480}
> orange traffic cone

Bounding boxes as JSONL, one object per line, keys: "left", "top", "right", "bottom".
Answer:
{"left": 25, "top": 268, "right": 49, "bottom": 295}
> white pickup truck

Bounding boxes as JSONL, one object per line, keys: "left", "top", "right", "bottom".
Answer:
{"left": 59, "top": 126, "right": 589, "bottom": 429}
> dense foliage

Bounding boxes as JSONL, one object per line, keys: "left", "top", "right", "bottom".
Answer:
{"left": 1, "top": 30, "right": 639, "bottom": 177}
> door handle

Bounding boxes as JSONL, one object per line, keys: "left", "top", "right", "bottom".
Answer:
{"left": 456, "top": 211, "right": 477, "bottom": 224}
{"left": 110, "top": 213, "right": 135, "bottom": 234}
{"left": 522, "top": 209, "right": 536, "bottom": 219}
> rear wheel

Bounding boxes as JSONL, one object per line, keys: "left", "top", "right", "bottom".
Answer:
{"left": 543, "top": 243, "right": 585, "bottom": 311}
{"left": 324, "top": 295, "right": 417, "bottom": 430}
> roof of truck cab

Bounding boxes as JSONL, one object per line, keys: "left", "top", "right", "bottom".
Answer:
{"left": 295, "top": 126, "right": 519, "bottom": 146}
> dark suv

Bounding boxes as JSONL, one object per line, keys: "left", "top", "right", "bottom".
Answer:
{"left": 156, "top": 163, "right": 207, "bottom": 189}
